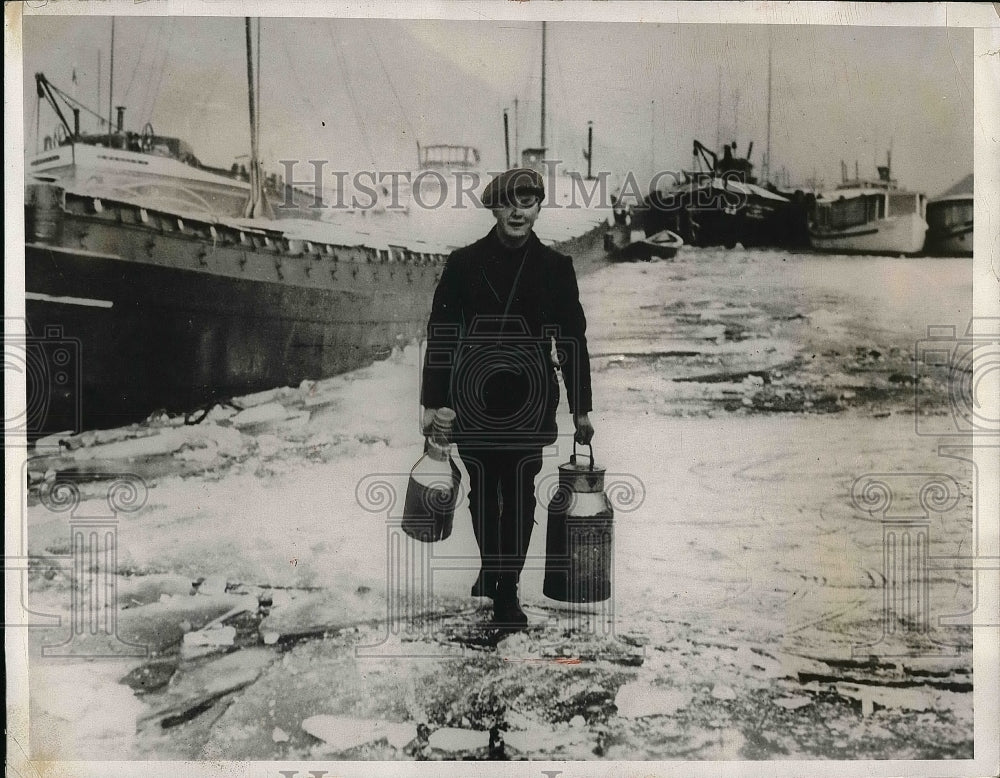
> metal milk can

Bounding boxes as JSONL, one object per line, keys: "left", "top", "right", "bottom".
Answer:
{"left": 401, "top": 408, "right": 461, "bottom": 542}
{"left": 543, "top": 442, "right": 613, "bottom": 603}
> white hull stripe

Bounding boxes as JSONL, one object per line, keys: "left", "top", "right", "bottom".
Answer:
{"left": 26, "top": 292, "right": 113, "bottom": 309}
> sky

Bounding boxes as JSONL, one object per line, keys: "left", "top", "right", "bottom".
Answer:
{"left": 21, "top": 13, "right": 974, "bottom": 197}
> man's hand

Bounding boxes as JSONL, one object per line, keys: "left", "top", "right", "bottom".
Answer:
{"left": 574, "top": 412, "right": 595, "bottom": 445}
{"left": 422, "top": 407, "right": 438, "bottom": 436}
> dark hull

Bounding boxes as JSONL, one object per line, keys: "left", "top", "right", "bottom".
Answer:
{"left": 24, "top": 184, "right": 443, "bottom": 433}
{"left": 642, "top": 184, "right": 801, "bottom": 249}
{"left": 925, "top": 195, "right": 973, "bottom": 257}
{"left": 924, "top": 224, "right": 973, "bottom": 257}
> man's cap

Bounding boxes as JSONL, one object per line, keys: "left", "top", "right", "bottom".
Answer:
{"left": 481, "top": 167, "right": 545, "bottom": 208}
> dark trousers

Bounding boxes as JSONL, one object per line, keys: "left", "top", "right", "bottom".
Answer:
{"left": 457, "top": 445, "right": 544, "bottom": 584}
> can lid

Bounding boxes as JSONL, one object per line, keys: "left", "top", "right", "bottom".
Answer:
{"left": 432, "top": 407, "right": 457, "bottom": 435}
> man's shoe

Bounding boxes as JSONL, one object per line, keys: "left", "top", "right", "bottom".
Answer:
{"left": 492, "top": 580, "right": 528, "bottom": 628}
{"left": 471, "top": 570, "right": 497, "bottom": 599}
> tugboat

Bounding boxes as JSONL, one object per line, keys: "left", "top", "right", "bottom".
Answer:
{"left": 809, "top": 154, "right": 927, "bottom": 255}
{"left": 641, "top": 140, "right": 791, "bottom": 249}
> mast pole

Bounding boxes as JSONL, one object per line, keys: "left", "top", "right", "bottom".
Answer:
{"left": 765, "top": 46, "right": 772, "bottom": 185}
{"left": 244, "top": 17, "right": 260, "bottom": 217}
{"left": 715, "top": 68, "right": 721, "bottom": 151}
{"left": 503, "top": 110, "right": 511, "bottom": 169}
{"left": 97, "top": 50, "right": 101, "bottom": 130}
{"left": 650, "top": 100, "right": 655, "bottom": 178}
{"left": 540, "top": 21, "right": 546, "bottom": 149}
{"left": 107, "top": 17, "right": 115, "bottom": 146}
{"left": 514, "top": 97, "right": 519, "bottom": 164}
{"left": 256, "top": 17, "right": 262, "bottom": 173}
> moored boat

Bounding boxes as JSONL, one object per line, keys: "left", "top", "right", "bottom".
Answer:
{"left": 809, "top": 156, "right": 927, "bottom": 255}
{"left": 605, "top": 224, "right": 682, "bottom": 262}
{"left": 642, "top": 140, "right": 792, "bottom": 249}
{"left": 406, "top": 142, "right": 484, "bottom": 208}
{"left": 21, "top": 19, "right": 603, "bottom": 436}
{"left": 30, "top": 75, "right": 325, "bottom": 222}
{"left": 23, "top": 179, "right": 450, "bottom": 434}
{"left": 924, "top": 173, "right": 973, "bottom": 257}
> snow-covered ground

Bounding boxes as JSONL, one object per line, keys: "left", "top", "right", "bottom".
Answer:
{"left": 19, "top": 246, "right": 980, "bottom": 761}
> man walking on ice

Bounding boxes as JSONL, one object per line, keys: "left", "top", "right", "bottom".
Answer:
{"left": 421, "top": 167, "right": 595, "bottom": 628}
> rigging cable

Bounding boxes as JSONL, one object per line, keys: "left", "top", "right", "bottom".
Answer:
{"left": 324, "top": 21, "right": 376, "bottom": 169}
{"left": 42, "top": 81, "right": 113, "bottom": 125}
{"left": 121, "top": 18, "right": 156, "bottom": 106}
{"left": 276, "top": 24, "right": 321, "bottom": 117}
{"left": 34, "top": 89, "right": 40, "bottom": 152}
{"left": 134, "top": 19, "right": 164, "bottom": 123}
{"left": 365, "top": 25, "right": 417, "bottom": 148}
{"left": 141, "top": 20, "right": 177, "bottom": 127}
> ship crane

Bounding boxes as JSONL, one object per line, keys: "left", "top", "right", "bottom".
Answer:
{"left": 35, "top": 73, "right": 77, "bottom": 140}
{"left": 34, "top": 71, "right": 154, "bottom": 154}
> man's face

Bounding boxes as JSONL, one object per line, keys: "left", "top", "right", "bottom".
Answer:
{"left": 492, "top": 191, "right": 542, "bottom": 244}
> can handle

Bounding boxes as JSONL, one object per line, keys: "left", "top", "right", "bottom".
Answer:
{"left": 570, "top": 440, "right": 595, "bottom": 471}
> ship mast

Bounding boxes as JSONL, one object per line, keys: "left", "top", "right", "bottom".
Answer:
{"left": 107, "top": 18, "right": 115, "bottom": 146}
{"left": 243, "top": 17, "right": 270, "bottom": 219}
{"left": 764, "top": 46, "right": 772, "bottom": 185}
{"left": 540, "top": 21, "right": 547, "bottom": 150}
{"left": 714, "top": 68, "right": 721, "bottom": 152}
{"left": 514, "top": 97, "right": 519, "bottom": 163}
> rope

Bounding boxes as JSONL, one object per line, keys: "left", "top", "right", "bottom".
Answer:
{"left": 44, "top": 81, "right": 108, "bottom": 124}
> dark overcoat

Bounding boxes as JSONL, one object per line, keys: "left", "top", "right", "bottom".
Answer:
{"left": 421, "top": 227, "right": 593, "bottom": 446}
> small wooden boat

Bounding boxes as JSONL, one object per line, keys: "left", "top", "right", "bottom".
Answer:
{"left": 618, "top": 228, "right": 684, "bottom": 261}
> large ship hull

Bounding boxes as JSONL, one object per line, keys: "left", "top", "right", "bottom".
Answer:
{"left": 24, "top": 183, "right": 444, "bottom": 433}
{"left": 642, "top": 179, "right": 794, "bottom": 249}
{"left": 809, "top": 212, "right": 927, "bottom": 255}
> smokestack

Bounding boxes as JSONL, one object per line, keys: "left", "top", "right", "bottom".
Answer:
{"left": 115, "top": 106, "right": 125, "bottom": 133}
